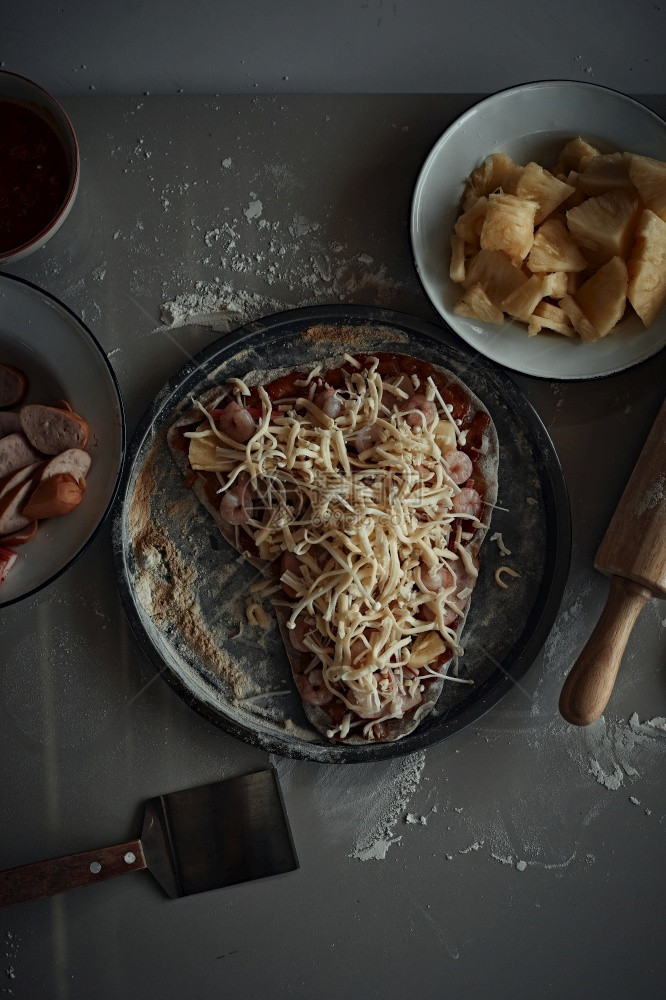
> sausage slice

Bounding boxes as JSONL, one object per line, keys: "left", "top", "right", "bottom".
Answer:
{"left": 0, "top": 433, "right": 42, "bottom": 480}
{"left": 20, "top": 404, "right": 89, "bottom": 455}
{"left": 0, "top": 479, "right": 35, "bottom": 535}
{"left": 0, "top": 546, "right": 18, "bottom": 585}
{"left": 0, "top": 521, "right": 38, "bottom": 546}
{"left": 0, "top": 364, "right": 28, "bottom": 408}
{"left": 40, "top": 448, "right": 91, "bottom": 484}
{"left": 0, "top": 461, "right": 43, "bottom": 500}
{"left": 0, "top": 412, "right": 22, "bottom": 438}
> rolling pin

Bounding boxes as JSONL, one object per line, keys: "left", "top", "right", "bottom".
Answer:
{"left": 559, "top": 396, "right": 666, "bottom": 726}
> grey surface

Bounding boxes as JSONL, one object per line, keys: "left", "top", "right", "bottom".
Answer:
{"left": 0, "top": 95, "right": 665, "bottom": 999}
{"left": 1, "top": 0, "right": 665, "bottom": 95}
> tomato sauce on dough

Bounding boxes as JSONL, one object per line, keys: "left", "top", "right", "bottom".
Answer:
{"left": 0, "top": 100, "right": 70, "bottom": 254}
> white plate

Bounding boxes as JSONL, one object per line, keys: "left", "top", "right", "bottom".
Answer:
{"left": 0, "top": 273, "right": 125, "bottom": 605}
{"left": 411, "top": 81, "right": 666, "bottom": 380}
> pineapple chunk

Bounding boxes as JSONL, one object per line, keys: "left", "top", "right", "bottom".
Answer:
{"left": 555, "top": 137, "right": 601, "bottom": 173}
{"left": 433, "top": 419, "right": 457, "bottom": 454}
{"left": 529, "top": 301, "right": 575, "bottom": 337}
{"left": 560, "top": 294, "right": 600, "bottom": 342}
{"left": 463, "top": 249, "right": 527, "bottom": 306}
{"left": 463, "top": 153, "right": 518, "bottom": 209}
{"left": 575, "top": 256, "right": 628, "bottom": 338}
{"left": 514, "top": 162, "right": 576, "bottom": 224}
{"left": 566, "top": 188, "right": 640, "bottom": 267}
{"left": 454, "top": 196, "right": 488, "bottom": 250}
{"left": 566, "top": 272, "right": 580, "bottom": 295}
{"left": 189, "top": 427, "right": 221, "bottom": 469}
{"left": 578, "top": 153, "right": 635, "bottom": 195}
{"left": 450, "top": 234, "right": 466, "bottom": 283}
{"left": 541, "top": 271, "right": 568, "bottom": 299}
{"left": 627, "top": 209, "right": 666, "bottom": 327}
{"left": 562, "top": 171, "right": 587, "bottom": 209}
{"left": 501, "top": 274, "right": 544, "bottom": 322}
{"left": 497, "top": 163, "right": 526, "bottom": 195}
{"left": 627, "top": 153, "right": 666, "bottom": 222}
{"left": 453, "top": 283, "right": 504, "bottom": 325}
{"left": 527, "top": 218, "right": 588, "bottom": 272}
{"left": 410, "top": 632, "right": 448, "bottom": 668}
{"left": 480, "top": 193, "right": 537, "bottom": 264}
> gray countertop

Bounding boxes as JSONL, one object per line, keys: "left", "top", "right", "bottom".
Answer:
{"left": 3, "top": 0, "right": 665, "bottom": 96}
{"left": 1, "top": 94, "right": 665, "bottom": 1000}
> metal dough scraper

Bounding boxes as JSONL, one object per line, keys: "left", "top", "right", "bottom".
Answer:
{"left": 0, "top": 769, "right": 298, "bottom": 907}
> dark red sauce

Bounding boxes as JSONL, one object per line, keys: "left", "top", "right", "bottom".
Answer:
{"left": 206, "top": 351, "right": 489, "bottom": 519}
{"left": 0, "top": 100, "right": 70, "bottom": 254}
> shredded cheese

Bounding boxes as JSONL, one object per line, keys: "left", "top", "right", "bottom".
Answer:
{"left": 246, "top": 602, "right": 270, "bottom": 627}
{"left": 495, "top": 566, "right": 520, "bottom": 589}
{"left": 186, "top": 358, "right": 492, "bottom": 737}
{"left": 490, "top": 531, "right": 511, "bottom": 556}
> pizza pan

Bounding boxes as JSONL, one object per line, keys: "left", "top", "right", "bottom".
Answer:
{"left": 112, "top": 304, "right": 571, "bottom": 763}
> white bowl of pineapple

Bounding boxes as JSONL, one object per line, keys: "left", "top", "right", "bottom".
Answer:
{"left": 411, "top": 81, "right": 666, "bottom": 379}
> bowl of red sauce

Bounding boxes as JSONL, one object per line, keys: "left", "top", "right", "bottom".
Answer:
{"left": 0, "top": 71, "right": 79, "bottom": 264}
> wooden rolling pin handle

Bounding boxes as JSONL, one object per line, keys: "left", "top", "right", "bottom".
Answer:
{"left": 559, "top": 576, "right": 652, "bottom": 726}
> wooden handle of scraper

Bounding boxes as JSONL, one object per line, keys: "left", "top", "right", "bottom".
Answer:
{"left": 559, "top": 576, "right": 651, "bottom": 726}
{"left": 0, "top": 839, "right": 146, "bottom": 908}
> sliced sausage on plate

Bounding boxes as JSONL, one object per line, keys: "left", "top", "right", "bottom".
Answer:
{"left": 0, "top": 461, "right": 43, "bottom": 500}
{"left": 20, "top": 404, "right": 89, "bottom": 455}
{"left": 40, "top": 448, "right": 91, "bottom": 484}
{"left": 22, "top": 473, "right": 84, "bottom": 520}
{"left": 0, "top": 546, "right": 17, "bottom": 584}
{"left": 0, "top": 478, "right": 36, "bottom": 536}
{"left": 0, "top": 364, "right": 28, "bottom": 408}
{"left": 0, "top": 521, "right": 38, "bottom": 546}
{"left": 0, "top": 412, "right": 22, "bottom": 438}
{"left": 0, "top": 433, "right": 42, "bottom": 480}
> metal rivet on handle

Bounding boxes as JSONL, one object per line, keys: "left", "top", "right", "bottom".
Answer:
{"left": 89, "top": 862, "right": 102, "bottom": 874}
{"left": 124, "top": 852, "right": 136, "bottom": 864}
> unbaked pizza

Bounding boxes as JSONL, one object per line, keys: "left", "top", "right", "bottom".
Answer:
{"left": 168, "top": 350, "right": 498, "bottom": 744}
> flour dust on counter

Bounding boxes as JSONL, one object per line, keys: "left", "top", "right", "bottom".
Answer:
{"left": 267, "top": 576, "right": 666, "bottom": 872}
{"left": 269, "top": 751, "right": 428, "bottom": 862}
{"left": 1, "top": 929, "right": 19, "bottom": 991}
{"left": 43, "top": 107, "right": 424, "bottom": 377}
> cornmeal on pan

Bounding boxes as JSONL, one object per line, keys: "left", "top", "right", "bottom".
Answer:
{"left": 168, "top": 351, "right": 498, "bottom": 744}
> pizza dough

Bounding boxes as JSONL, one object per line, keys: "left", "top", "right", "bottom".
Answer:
{"left": 168, "top": 351, "right": 498, "bottom": 744}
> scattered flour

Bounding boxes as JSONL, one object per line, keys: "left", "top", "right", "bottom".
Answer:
{"left": 289, "top": 214, "right": 320, "bottom": 237}
{"left": 581, "top": 712, "right": 666, "bottom": 791}
{"left": 270, "top": 751, "right": 427, "bottom": 863}
{"left": 244, "top": 198, "right": 263, "bottom": 221}
{"left": 151, "top": 189, "right": 415, "bottom": 342}
{"left": 589, "top": 759, "right": 624, "bottom": 790}
{"left": 3, "top": 931, "right": 18, "bottom": 988}
{"left": 159, "top": 282, "right": 285, "bottom": 332}
{"left": 458, "top": 840, "right": 484, "bottom": 854}
{"left": 405, "top": 813, "right": 428, "bottom": 826}
{"left": 349, "top": 752, "right": 426, "bottom": 861}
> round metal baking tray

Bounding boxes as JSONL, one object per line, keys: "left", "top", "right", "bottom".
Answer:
{"left": 112, "top": 305, "right": 571, "bottom": 762}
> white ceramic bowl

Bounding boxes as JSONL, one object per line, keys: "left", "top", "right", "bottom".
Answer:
{"left": 0, "top": 71, "right": 79, "bottom": 265}
{"left": 411, "top": 81, "right": 666, "bottom": 380}
{"left": 0, "top": 274, "right": 125, "bottom": 606}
